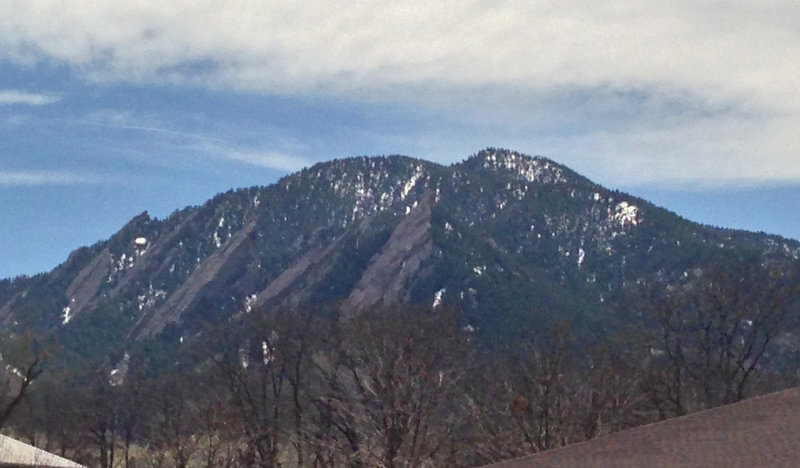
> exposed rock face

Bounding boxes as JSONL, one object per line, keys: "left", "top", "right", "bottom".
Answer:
{"left": 131, "top": 221, "right": 258, "bottom": 339}
{"left": 254, "top": 247, "right": 327, "bottom": 308}
{"left": 105, "top": 210, "right": 201, "bottom": 301}
{"left": 64, "top": 248, "right": 112, "bottom": 319}
{"left": 0, "top": 149, "right": 798, "bottom": 361}
{"left": 346, "top": 191, "right": 435, "bottom": 312}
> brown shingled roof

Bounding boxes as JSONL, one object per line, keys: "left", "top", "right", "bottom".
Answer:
{"left": 484, "top": 386, "right": 800, "bottom": 468}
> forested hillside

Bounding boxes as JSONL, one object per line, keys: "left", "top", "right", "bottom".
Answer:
{"left": 0, "top": 149, "right": 798, "bottom": 466}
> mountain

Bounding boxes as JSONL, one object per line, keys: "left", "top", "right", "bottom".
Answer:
{"left": 1, "top": 149, "right": 799, "bottom": 362}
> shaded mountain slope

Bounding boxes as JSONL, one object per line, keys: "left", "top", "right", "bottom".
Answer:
{"left": 1, "top": 149, "right": 798, "bottom": 360}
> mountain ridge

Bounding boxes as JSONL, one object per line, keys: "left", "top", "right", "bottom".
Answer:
{"left": 1, "top": 149, "right": 798, "bottom": 362}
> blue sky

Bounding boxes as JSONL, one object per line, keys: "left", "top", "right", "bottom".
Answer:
{"left": 1, "top": 1, "right": 799, "bottom": 278}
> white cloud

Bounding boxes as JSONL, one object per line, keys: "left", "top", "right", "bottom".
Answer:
{"left": 78, "top": 109, "right": 225, "bottom": 144}
{"left": 218, "top": 149, "right": 310, "bottom": 172}
{"left": 0, "top": 170, "right": 103, "bottom": 186}
{"left": 0, "top": 89, "right": 60, "bottom": 105}
{"left": 72, "top": 109, "right": 309, "bottom": 172}
{"left": 2, "top": 2, "right": 796, "bottom": 102}
{"left": 0, "top": 1, "right": 798, "bottom": 185}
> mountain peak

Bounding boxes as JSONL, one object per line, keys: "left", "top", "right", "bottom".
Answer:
{"left": 460, "top": 148, "right": 571, "bottom": 186}
{"left": 2, "top": 149, "right": 799, "bottom": 364}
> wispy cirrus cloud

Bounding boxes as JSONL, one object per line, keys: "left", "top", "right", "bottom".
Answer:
{"left": 74, "top": 108, "right": 310, "bottom": 172}
{"left": 0, "top": 89, "right": 60, "bottom": 106}
{"left": 221, "top": 149, "right": 310, "bottom": 172}
{"left": 0, "top": 170, "right": 103, "bottom": 186}
{"left": 77, "top": 109, "right": 225, "bottom": 145}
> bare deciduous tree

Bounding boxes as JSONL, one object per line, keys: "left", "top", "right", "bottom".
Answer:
{"left": 642, "top": 262, "right": 800, "bottom": 417}
{"left": 0, "top": 332, "right": 44, "bottom": 429}
{"left": 311, "top": 306, "right": 469, "bottom": 468}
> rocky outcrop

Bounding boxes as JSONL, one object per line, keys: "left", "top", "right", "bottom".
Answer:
{"left": 106, "top": 209, "right": 200, "bottom": 298}
{"left": 63, "top": 247, "right": 112, "bottom": 320}
{"left": 2, "top": 149, "right": 798, "bottom": 360}
{"left": 252, "top": 216, "right": 382, "bottom": 309}
{"left": 345, "top": 191, "right": 435, "bottom": 313}
{"left": 254, "top": 247, "right": 326, "bottom": 308}
{"left": 131, "top": 221, "right": 258, "bottom": 339}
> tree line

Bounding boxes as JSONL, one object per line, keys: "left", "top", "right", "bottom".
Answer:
{"left": 0, "top": 263, "right": 798, "bottom": 467}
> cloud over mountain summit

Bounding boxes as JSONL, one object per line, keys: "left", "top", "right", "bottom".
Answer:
{"left": 2, "top": 1, "right": 799, "bottom": 185}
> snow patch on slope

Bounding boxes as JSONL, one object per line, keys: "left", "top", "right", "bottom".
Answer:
{"left": 62, "top": 305, "right": 71, "bottom": 325}
{"left": 481, "top": 150, "right": 567, "bottom": 184}
{"left": 433, "top": 288, "right": 446, "bottom": 308}
{"left": 614, "top": 201, "right": 640, "bottom": 227}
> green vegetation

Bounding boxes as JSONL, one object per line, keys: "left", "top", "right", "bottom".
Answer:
{"left": 1, "top": 149, "right": 799, "bottom": 466}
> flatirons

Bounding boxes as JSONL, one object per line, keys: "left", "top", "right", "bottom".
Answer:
{"left": 1, "top": 149, "right": 798, "bottom": 359}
